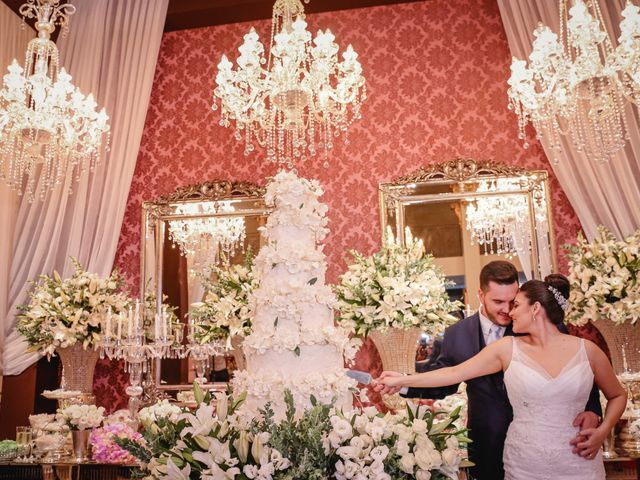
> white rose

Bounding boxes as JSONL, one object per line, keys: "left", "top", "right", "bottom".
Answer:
{"left": 399, "top": 454, "right": 415, "bottom": 474}
{"left": 332, "top": 418, "right": 354, "bottom": 441}
{"left": 369, "top": 445, "right": 389, "bottom": 462}
{"left": 395, "top": 439, "right": 411, "bottom": 456}
{"left": 445, "top": 436, "right": 459, "bottom": 450}
{"left": 412, "top": 419, "right": 428, "bottom": 435}
{"left": 442, "top": 447, "right": 460, "bottom": 467}
{"left": 414, "top": 440, "right": 441, "bottom": 471}
{"left": 328, "top": 431, "right": 343, "bottom": 448}
{"left": 243, "top": 465, "right": 258, "bottom": 479}
{"left": 415, "top": 469, "right": 432, "bottom": 480}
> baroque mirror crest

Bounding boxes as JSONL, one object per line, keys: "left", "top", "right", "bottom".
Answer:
{"left": 379, "top": 158, "right": 557, "bottom": 310}
{"left": 141, "top": 179, "right": 268, "bottom": 393}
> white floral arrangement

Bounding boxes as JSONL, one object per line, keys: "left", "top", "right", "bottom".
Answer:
{"left": 336, "top": 228, "right": 462, "bottom": 337}
{"left": 138, "top": 400, "right": 182, "bottom": 428}
{"left": 57, "top": 404, "right": 105, "bottom": 431}
{"left": 119, "top": 386, "right": 469, "bottom": 480}
{"left": 16, "top": 258, "right": 130, "bottom": 356}
{"left": 327, "top": 403, "right": 468, "bottom": 480}
{"left": 189, "top": 252, "right": 257, "bottom": 347}
{"left": 565, "top": 226, "right": 640, "bottom": 326}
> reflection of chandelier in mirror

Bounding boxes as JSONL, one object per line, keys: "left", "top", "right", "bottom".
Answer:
{"left": 0, "top": 0, "right": 110, "bottom": 201}
{"left": 212, "top": 0, "right": 366, "bottom": 168}
{"left": 508, "top": 0, "right": 640, "bottom": 163}
{"left": 168, "top": 202, "right": 246, "bottom": 270}
{"left": 464, "top": 178, "right": 548, "bottom": 259}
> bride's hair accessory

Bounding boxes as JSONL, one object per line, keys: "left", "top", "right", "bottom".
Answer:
{"left": 547, "top": 285, "right": 569, "bottom": 312}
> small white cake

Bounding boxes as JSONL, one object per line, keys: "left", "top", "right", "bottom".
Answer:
{"left": 232, "top": 170, "right": 356, "bottom": 419}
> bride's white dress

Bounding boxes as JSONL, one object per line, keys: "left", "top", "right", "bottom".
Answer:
{"left": 503, "top": 338, "right": 605, "bottom": 480}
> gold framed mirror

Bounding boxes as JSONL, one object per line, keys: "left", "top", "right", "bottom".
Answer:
{"left": 379, "top": 159, "right": 557, "bottom": 310}
{"left": 140, "top": 180, "right": 268, "bottom": 392}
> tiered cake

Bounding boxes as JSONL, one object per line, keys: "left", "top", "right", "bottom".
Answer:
{"left": 232, "top": 170, "right": 356, "bottom": 418}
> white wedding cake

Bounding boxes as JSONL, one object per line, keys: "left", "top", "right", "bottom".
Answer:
{"left": 232, "top": 170, "right": 357, "bottom": 419}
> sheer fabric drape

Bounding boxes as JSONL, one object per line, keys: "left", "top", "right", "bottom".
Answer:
{"left": 3, "top": 0, "right": 168, "bottom": 375}
{"left": 0, "top": 3, "right": 33, "bottom": 376}
{"left": 496, "top": 0, "right": 640, "bottom": 240}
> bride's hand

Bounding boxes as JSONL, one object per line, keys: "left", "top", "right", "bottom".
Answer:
{"left": 575, "top": 426, "right": 608, "bottom": 459}
{"left": 372, "top": 371, "right": 405, "bottom": 394}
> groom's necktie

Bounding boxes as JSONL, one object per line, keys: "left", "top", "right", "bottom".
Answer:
{"left": 486, "top": 325, "right": 502, "bottom": 345}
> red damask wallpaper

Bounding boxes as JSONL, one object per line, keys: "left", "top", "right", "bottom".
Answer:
{"left": 97, "top": 0, "right": 590, "bottom": 410}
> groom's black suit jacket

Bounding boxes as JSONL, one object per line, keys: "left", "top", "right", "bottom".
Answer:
{"left": 404, "top": 312, "right": 602, "bottom": 480}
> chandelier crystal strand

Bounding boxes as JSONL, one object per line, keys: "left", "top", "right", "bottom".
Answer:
{"left": 464, "top": 178, "right": 544, "bottom": 259}
{"left": 212, "top": 0, "right": 366, "bottom": 168}
{"left": 0, "top": 0, "right": 110, "bottom": 201}
{"left": 507, "top": 0, "right": 640, "bottom": 164}
{"left": 168, "top": 202, "right": 246, "bottom": 273}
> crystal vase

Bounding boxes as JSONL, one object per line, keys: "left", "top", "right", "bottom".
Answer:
{"left": 593, "top": 319, "right": 640, "bottom": 374}
{"left": 594, "top": 319, "right": 640, "bottom": 456}
{"left": 369, "top": 327, "right": 422, "bottom": 410}
{"left": 56, "top": 343, "right": 100, "bottom": 404}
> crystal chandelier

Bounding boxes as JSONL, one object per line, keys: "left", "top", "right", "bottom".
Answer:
{"left": 212, "top": 0, "right": 366, "bottom": 168}
{"left": 464, "top": 178, "right": 547, "bottom": 258}
{"left": 507, "top": 0, "right": 640, "bottom": 163}
{"left": 168, "top": 202, "right": 246, "bottom": 271}
{"left": 0, "top": 0, "right": 110, "bottom": 201}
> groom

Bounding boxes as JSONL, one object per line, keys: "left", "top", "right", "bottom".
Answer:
{"left": 374, "top": 261, "right": 602, "bottom": 480}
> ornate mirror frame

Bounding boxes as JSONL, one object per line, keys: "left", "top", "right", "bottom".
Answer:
{"left": 141, "top": 180, "right": 268, "bottom": 392}
{"left": 379, "top": 158, "right": 557, "bottom": 288}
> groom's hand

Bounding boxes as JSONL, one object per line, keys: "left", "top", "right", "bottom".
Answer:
{"left": 570, "top": 411, "right": 601, "bottom": 458}
{"left": 372, "top": 371, "right": 404, "bottom": 395}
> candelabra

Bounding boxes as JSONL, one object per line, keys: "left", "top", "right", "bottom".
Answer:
{"left": 184, "top": 321, "right": 225, "bottom": 385}
{"left": 100, "top": 303, "right": 226, "bottom": 416}
{"left": 100, "top": 302, "right": 174, "bottom": 420}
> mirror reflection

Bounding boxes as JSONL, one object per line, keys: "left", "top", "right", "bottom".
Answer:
{"left": 379, "top": 158, "right": 557, "bottom": 312}
{"left": 140, "top": 180, "right": 268, "bottom": 393}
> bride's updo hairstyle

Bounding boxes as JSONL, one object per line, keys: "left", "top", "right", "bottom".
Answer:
{"left": 519, "top": 274, "right": 570, "bottom": 325}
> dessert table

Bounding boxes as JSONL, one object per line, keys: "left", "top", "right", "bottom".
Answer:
{"left": 0, "top": 461, "right": 137, "bottom": 480}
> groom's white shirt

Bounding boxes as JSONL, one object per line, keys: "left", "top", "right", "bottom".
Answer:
{"left": 479, "top": 305, "right": 506, "bottom": 345}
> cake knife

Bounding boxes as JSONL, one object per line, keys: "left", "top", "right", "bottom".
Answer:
{"left": 346, "top": 369, "right": 373, "bottom": 385}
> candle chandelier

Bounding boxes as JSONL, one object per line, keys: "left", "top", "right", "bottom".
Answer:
{"left": 212, "top": 0, "right": 366, "bottom": 168}
{"left": 0, "top": 0, "right": 110, "bottom": 201}
{"left": 508, "top": 0, "right": 640, "bottom": 163}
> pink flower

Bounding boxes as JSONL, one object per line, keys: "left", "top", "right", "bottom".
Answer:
{"left": 89, "top": 424, "right": 144, "bottom": 464}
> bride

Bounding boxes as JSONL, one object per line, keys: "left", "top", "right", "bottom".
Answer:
{"left": 377, "top": 274, "right": 626, "bottom": 480}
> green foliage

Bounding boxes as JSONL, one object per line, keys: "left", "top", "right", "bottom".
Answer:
{"left": 255, "top": 390, "right": 334, "bottom": 480}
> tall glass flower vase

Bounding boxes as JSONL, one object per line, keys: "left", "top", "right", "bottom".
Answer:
{"left": 594, "top": 319, "right": 640, "bottom": 374}
{"left": 369, "top": 327, "right": 422, "bottom": 410}
{"left": 57, "top": 343, "right": 100, "bottom": 405}
{"left": 594, "top": 319, "right": 640, "bottom": 456}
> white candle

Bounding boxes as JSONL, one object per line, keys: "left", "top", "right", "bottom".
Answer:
{"left": 106, "top": 308, "right": 112, "bottom": 338}
{"left": 134, "top": 300, "right": 140, "bottom": 332}
{"left": 117, "top": 314, "right": 122, "bottom": 339}
{"left": 127, "top": 306, "right": 133, "bottom": 338}
{"left": 162, "top": 308, "right": 168, "bottom": 338}
{"left": 188, "top": 316, "right": 195, "bottom": 340}
{"left": 154, "top": 313, "right": 160, "bottom": 340}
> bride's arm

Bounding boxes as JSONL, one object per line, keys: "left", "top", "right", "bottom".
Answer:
{"left": 377, "top": 337, "right": 510, "bottom": 388}
{"left": 577, "top": 341, "right": 627, "bottom": 456}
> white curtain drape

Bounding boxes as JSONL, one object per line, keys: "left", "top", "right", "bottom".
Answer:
{"left": 497, "top": 0, "right": 640, "bottom": 240}
{"left": 0, "top": 3, "right": 33, "bottom": 376}
{"left": 3, "top": 0, "right": 168, "bottom": 375}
